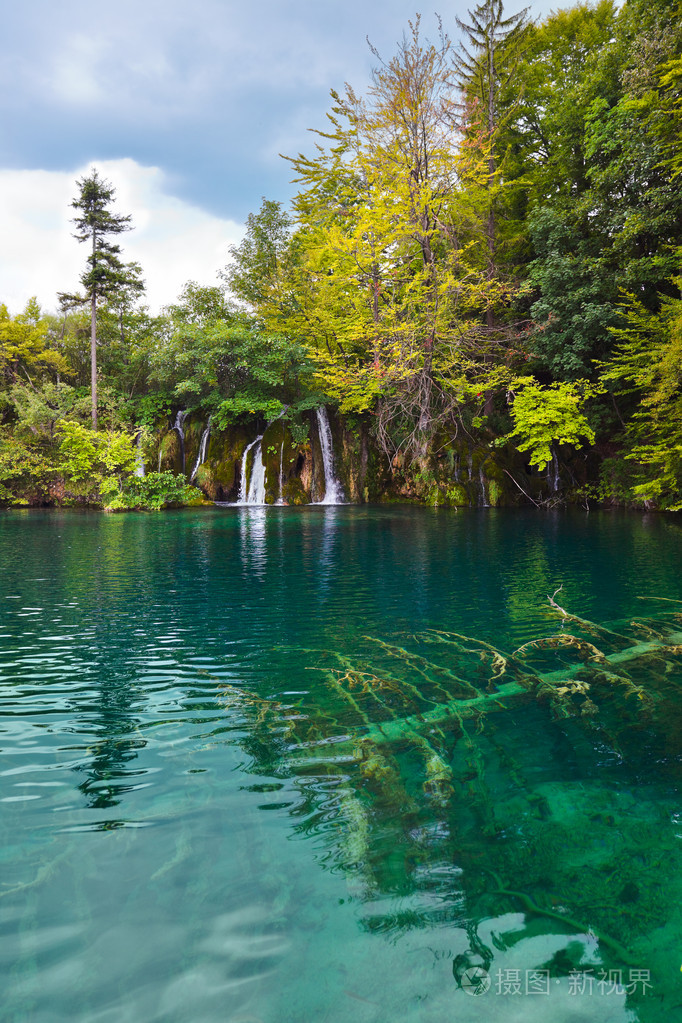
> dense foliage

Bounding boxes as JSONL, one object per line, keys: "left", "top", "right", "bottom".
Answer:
{"left": 2, "top": 0, "right": 681, "bottom": 509}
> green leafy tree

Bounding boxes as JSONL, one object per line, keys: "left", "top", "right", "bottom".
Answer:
{"left": 56, "top": 420, "right": 138, "bottom": 498}
{"left": 70, "top": 169, "right": 136, "bottom": 429}
{"left": 525, "top": 208, "right": 620, "bottom": 378}
{"left": 151, "top": 282, "right": 313, "bottom": 426}
{"left": 7, "top": 381, "right": 90, "bottom": 442}
{"left": 114, "top": 470, "right": 199, "bottom": 511}
{"left": 278, "top": 20, "right": 508, "bottom": 459}
{"left": 0, "top": 299, "right": 68, "bottom": 387}
{"left": 508, "top": 377, "right": 600, "bottom": 470}
{"left": 221, "top": 200, "right": 293, "bottom": 311}
{"left": 513, "top": 0, "right": 682, "bottom": 378}
{"left": 53, "top": 419, "right": 195, "bottom": 509}
{"left": 599, "top": 286, "right": 682, "bottom": 508}
{"left": 502, "top": 1, "right": 618, "bottom": 212}
{"left": 0, "top": 428, "right": 54, "bottom": 504}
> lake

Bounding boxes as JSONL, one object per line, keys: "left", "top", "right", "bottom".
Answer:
{"left": 1, "top": 506, "right": 682, "bottom": 1022}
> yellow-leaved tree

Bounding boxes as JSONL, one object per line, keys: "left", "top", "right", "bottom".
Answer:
{"left": 280, "top": 19, "right": 511, "bottom": 461}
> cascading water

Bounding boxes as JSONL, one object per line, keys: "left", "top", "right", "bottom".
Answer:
{"left": 134, "top": 432, "right": 145, "bottom": 478}
{"left": 190, "top": 418, "right": 211, "bottom": 483}
{"left": 276, "top": 440, "right": 285, "bottom": 505}
{"left": 234, "top": 410, "right": 288, "bottom": 506}
{"left": 247, "top": 439, "right": 266, "bottom": 505}
{"left": 478, "top": 466, "right": 489, "bottom": 507}
{"left": 238, "top": 435, "right": 266, "bottom": 505}
{"left": 315, "top": 407, "right": 344, "bottom": 505}
{"left": 548, "top": 449, "right": 560, "bottom": 493}
{"left": 173, "top": 410, "right": 189, "bottom": 474}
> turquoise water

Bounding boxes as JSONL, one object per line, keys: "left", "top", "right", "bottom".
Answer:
{"left": 1, "top": 506, "right": 682, "bottom": 1022}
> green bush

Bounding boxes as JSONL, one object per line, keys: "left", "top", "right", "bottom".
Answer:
{"left": 114, "top": 471, "right": 199, "bottom": 511}
{"left": 0, "top": 430, "right": 54, "bottom": 503}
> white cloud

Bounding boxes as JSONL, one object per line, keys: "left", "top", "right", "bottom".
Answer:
{"left": 0, "top": 159, "right": 243, "bottom": 315}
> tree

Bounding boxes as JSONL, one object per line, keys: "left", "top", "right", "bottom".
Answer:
{"left": 221, "top": 199, "right": 293, "bottom": 311}
{"left": 599, "top": 286, "right": 682, "bottom": 509}
{"left": 70, "top": 169, "right": 135, "bottom": 428}
{"left": 150, "top": 281, "right": 313, "bottom": 425}
{"left": 277, "top": 21, "right": 505, "bottom": 459}
{"left": 0, "top": 299, "right": 68, "bottom": 388}
{"left": 453, "top": 0, "right": 531, "bottom": 329}
{"left": 502, "top": 1, "right": 618, "bottom": 212}
{"left": 508, "top": 377, "right": 600, "bottom": 470}
{"left": 524, "top": 207, "right": 621, "bottom": 378}
{"left": 512, "top": 0, "right": 682, "bottom": 379}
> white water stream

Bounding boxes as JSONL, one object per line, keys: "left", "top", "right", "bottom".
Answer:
{"left": 315, "top": 407, "right": 344, "bottom": 505}
{"left": 173, "top": 410, "right": 189, "bottom": 474}
{"left": 190, "top": 418, "right": 211, "bottom": 483}
{"left": 134, "top": 433, "right": 145, "bottom": 478}
{"left": 238, "top": 435, "right": 266, "bottom": 505}
{"left": 228, "top": 407, "right": 344, "bottom": 507}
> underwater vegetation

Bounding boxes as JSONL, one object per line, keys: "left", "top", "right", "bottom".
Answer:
{"left": 218, "top": 591, "right": 682, "bottom": 1020}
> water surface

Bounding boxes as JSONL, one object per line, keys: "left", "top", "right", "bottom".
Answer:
{"left": 1, "top": 506, "right": 682, "bottom": 1022}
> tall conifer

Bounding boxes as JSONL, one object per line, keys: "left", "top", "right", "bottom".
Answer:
{"left": 71, "top": 170, "right": 133, "bottom": 428}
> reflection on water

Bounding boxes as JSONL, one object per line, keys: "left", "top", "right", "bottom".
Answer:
{"left": 1, "top": 507, "right": 682, "bottom": 1022}
{"left": 239, "top": 506, "right": 269, "bottom": 579}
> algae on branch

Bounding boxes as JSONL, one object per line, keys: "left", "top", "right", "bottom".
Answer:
{"left": 216, "top": 592, "right": 682, "bottom": 978}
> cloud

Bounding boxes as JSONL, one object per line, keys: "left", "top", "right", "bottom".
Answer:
{"left": 50, "top": 33, "right": 108, "bottom": 105}
{"left": 0, "top": 0, "right": 554, "bottom": 313}
{"left": 0, "top": 160, "right": 243, "bottom": 316}
{"left": 1, "top": 0, "right": 467, "bottom": 219}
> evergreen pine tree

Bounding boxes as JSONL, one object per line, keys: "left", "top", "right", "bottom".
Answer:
{"left": 454, "top": 1, "right": 530, "bottom": 322}
{"left": 71, "top": 169, "right": 133, "bottom": 428}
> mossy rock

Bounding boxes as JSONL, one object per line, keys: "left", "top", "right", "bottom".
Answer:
{"left": 195, "top": 462, "right": 219, "bottom": 500}
{"left": 158, "top": 431, "right": 183, "bottom": 474}
{"left": 487, "top": 478, "right": 502, "bottom": 507}
{"left": 198, "top": 425, "right": 253, "bottom": 501}
{"left": 337, "top": 414, "right": 381, "bottom": 503}
{"left": 443, "top": 483, "right": 469, "bottom": 506}
{"left": 183, "top": 492, "right": 213, "bottom": 508}
{"left": 184, "top": 417, "right": 209, "bottom": 477}
{"left": 262, "top": 419, "right": 305, "bottom": 503}
{"left": 282, "top": 477, "right": 310, "bottom": 505}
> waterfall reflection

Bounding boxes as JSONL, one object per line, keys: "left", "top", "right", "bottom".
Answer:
{"left": 315, "top": 507, "right": 339, "bottom": 598}
{"left": 239, "top": 507, "right": 268, "bottom": 579}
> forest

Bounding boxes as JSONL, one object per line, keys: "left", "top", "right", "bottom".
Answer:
{"left": 1, "top": 0, "right": 681, "bottom": 511}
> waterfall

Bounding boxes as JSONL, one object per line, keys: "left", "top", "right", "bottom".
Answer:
{"left": 190, "top": 418, "right": 211, "bottom": 483}
{"left": 238, "top": 435, "right": 266, "bottom": 505}
{"left": 315, "top": 407, "right": 344, "bottom": 505}
{"left": 172, "top": 410, "right": 189, "bottom": 474}
{"left": 276, "top": 440, "right": 285, "bottom": 504}
{"left": 478, "top": 466, "right": 489, "bottom": 507}
{"left": 234, "top": 409, "right": 288, "bottom": 506}
{"left": 247, "top": 439, "right": 266, "bottom": 505}
{"left": 548, "top": 449, "right": 560, "bottom": 493}
{"left": 134, "top": 432, "right": 145, "bottom": 478}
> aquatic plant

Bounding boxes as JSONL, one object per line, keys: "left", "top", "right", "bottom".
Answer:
{"left": 217, "top": 591, "right": 682, "bottom": 993}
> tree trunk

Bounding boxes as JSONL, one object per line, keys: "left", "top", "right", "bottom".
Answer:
{"left": 90, "top": 291, "right": 97, "bottom": 430}
{"left": 91, "top": 233, "right": 97, "bottom": 430}
{"left": 484, "top": 35, "right": 497, "bottom": 419}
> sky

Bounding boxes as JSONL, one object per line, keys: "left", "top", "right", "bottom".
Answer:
{"left": 1, "top": 0, "right": 550, "bottom": 315}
